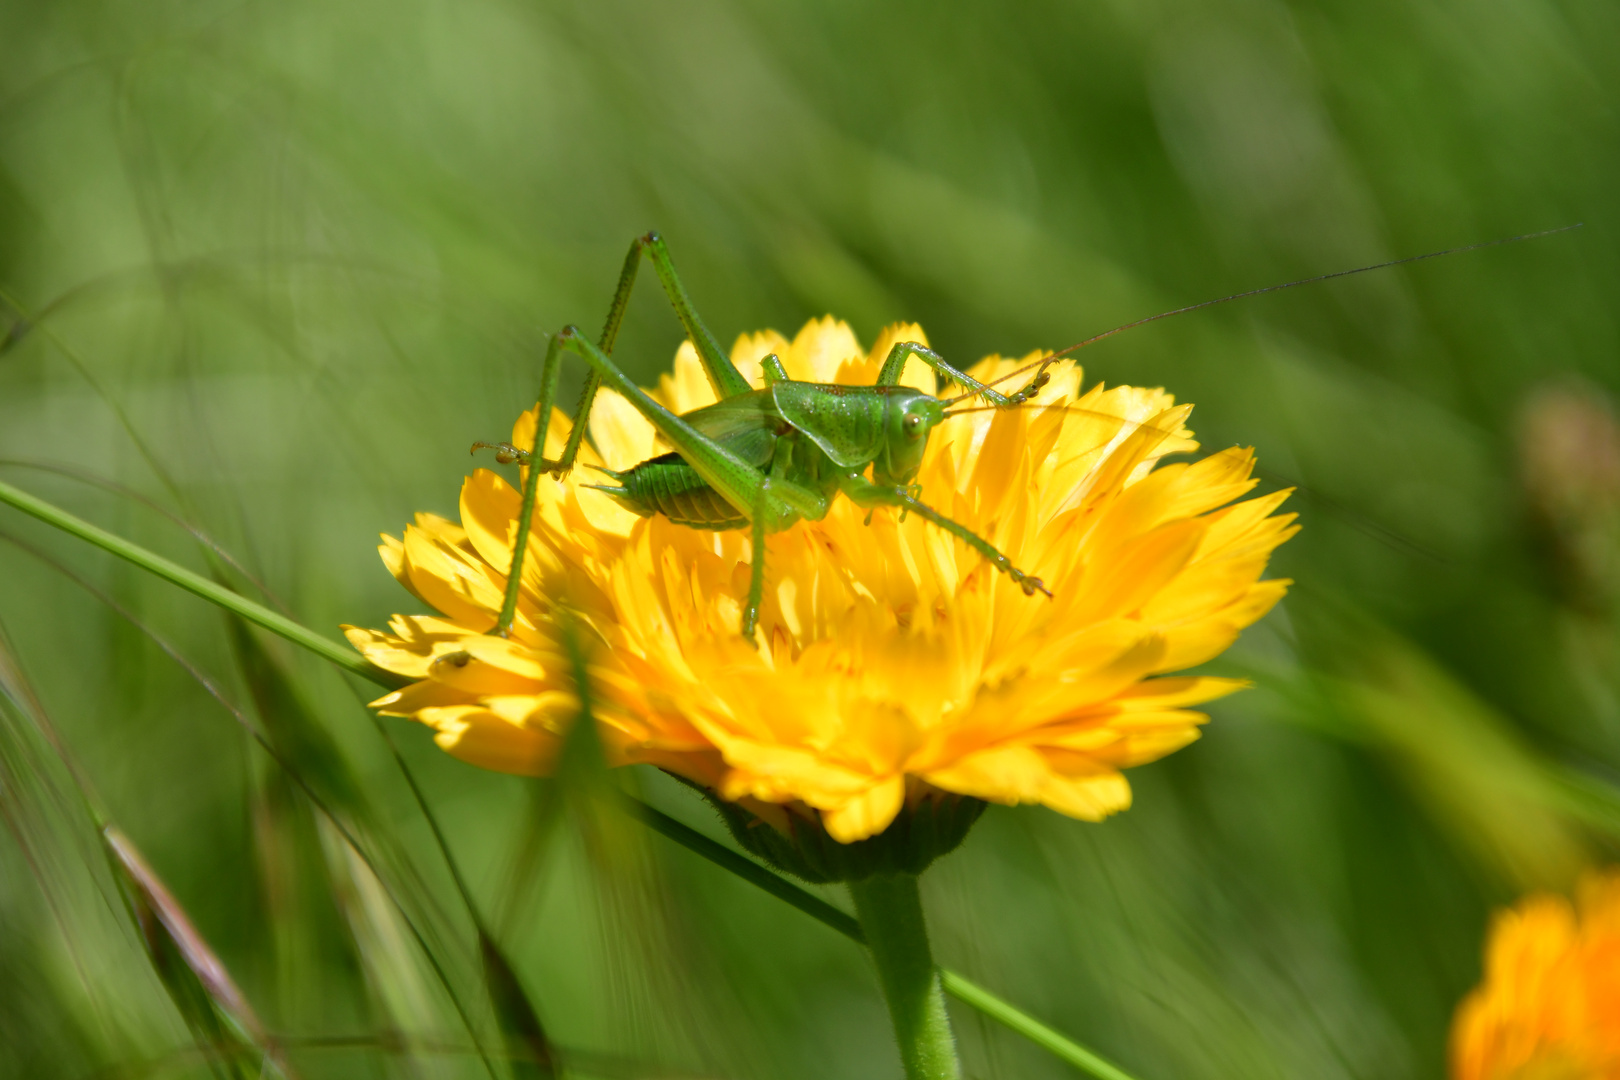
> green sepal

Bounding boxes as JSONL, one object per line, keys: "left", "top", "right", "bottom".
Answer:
{"left": 675, "top": 775, "right": 985, "bottom": 883}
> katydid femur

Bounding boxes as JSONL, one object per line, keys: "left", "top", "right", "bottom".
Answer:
{"left": 473, "top": 231, "right": 1055, "bottom": 643}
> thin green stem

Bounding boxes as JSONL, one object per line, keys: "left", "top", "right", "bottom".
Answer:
{"left": 620, "top": 796, "right": 866, "bottom": 941}
{"left": 1, "top": 482, "right": 1143, "bottom": 1080}
{"left": 0, "top": 479, "right": 395, "bottom": 686}
{"left": 848, "top": 873, "right": 960, "bottom": 1080}
{"left": 938, "top": 971, "right": 1139, "bottom": 1080}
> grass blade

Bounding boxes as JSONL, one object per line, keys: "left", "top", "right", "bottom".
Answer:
{"left": 480, "top": 931, "right": 558, "bottom": 1079}
{"left": 103, "top": 826, "right": 297, "bottom": 1080}
{"left": 937, "top": 970, "right": 1140, "bottom": 1080}
{"left": 621, "top": 797, "right": 865, "bottom": 943}
{"left": 0, "top": 478, "right": 396, "bottom": 685}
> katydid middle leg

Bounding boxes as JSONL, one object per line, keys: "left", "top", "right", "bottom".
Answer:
{"left": 839, "top": 472, "right": 1052, "bottom": 598}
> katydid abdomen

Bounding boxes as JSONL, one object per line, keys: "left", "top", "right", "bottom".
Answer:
{"left": 590, "top": 414, "right": 846, "bottom": 532}
{"left": 593, "top": 453, "right": 750, "bottom": 530}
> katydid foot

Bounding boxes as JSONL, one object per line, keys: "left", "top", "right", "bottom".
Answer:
{"left": 471, "top": 441, "right": 570, "bottom": 476}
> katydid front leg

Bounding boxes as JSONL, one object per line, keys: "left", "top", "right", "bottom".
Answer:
{"left": 488, "top": 329, "right": 574, "bottom": 637}
{"left": 637, "top": 232, "right": 752, "bottom": 400}
{"left": 745, "top": 485, "right": 770, "bottom": 643}
{"left": 876, "top": 342, "right": 1052, "bottom": 406}
{"left": 838, "top": 472, "right": 1052, "bottom": 599}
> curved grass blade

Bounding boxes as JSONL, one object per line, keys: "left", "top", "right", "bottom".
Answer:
{"left": 0, "top": 478, "right": 399, "bottom": 685}
{"left": 480, "top": 932, "right": 558, "bottom": 1079}
{"left": 316, "top": 819, "right": 480, "bottom": 1080}
{"left": 0, "top": 458, "right": 287, "bottom": 611}
{"left": 333, "top": 655, "right": 563, "bottom": 1075}
{"left": 227, "top": 620, "right": 367, "bottom": 819}
{"left": 937, "top": 970, "right": 1139, "bottom": 1080}
{"left": 0, "top": 622, "right": 128, "bottom": 1054}
{"left": 103, "top": 827, "right": 297, "bottom": 1080}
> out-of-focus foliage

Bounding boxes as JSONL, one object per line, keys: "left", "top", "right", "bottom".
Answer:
{"left": 0, "top": 1, "right": 1616, "bottom": 1078}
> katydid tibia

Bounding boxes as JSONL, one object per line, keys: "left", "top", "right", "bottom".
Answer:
{"left": 476, "top": 225, "right": 1581, "bottom": 643}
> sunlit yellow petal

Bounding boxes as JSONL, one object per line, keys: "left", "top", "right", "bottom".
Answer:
{"left": 822, "top": 777, "right": 907, "bottom": 843}
{"left": 418, "top": 705, "right": 559, "bottom": 776}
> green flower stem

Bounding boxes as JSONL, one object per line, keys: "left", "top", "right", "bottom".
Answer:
{"left": 1, "top": 478, "right": 1141, "bottom": 1080}
{"left": 0, "top": 478, "right": 399, "bottom": 686}
{"left": 847, "top": 873, "right": 960, "bottom": 1080}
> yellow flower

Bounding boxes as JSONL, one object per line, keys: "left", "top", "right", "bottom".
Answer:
{"left": 1452, "top": 871, "right": 1620, "bottom": 1080}
{"left": 344, "top": 318, "right": 1296, "bottom": 844}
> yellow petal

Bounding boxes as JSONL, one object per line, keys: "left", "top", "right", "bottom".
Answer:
{"left": 419, "top": 705, "right": 559, "bottom": 776}
{"left": 822, "top": 777, "right": 907, "bottom": 842}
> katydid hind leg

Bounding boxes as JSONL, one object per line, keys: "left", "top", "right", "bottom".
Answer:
{"left": 637, "top": 232, "right": 753, "bottom": 401}
{"left": 475, "top": 253, "right": 626, "bottom": 481}
{"left": 551, "top": 328, "right": 830, "bottom": 529}
{"left": 496, "top": 231, "right": 748, "bottom": 480}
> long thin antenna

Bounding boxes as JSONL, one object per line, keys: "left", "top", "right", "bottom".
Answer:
{"left": 943, "top": 223, "right": 1583, "bottom": 405}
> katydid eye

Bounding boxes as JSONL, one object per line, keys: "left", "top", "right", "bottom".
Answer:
{"left": 904, "top": 413, "right": 923, "bottom": 435}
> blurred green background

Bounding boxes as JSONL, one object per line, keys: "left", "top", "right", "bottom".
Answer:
{"left": 2, "top": 1, "right": 1618, "bottom": 1077}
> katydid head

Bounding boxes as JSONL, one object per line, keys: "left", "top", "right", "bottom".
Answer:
{"left": 873, "top": 389, "right": 946, "bottom": 487}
